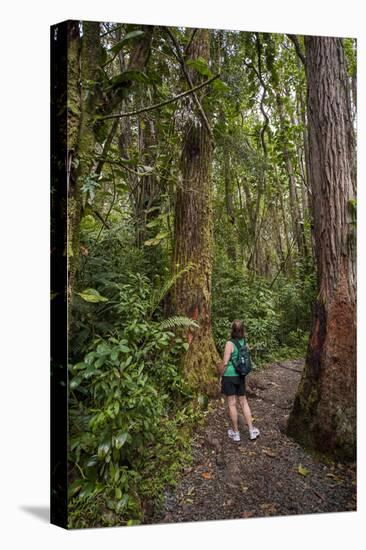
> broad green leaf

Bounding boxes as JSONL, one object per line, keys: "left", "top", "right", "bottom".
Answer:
{"left": 110, "top": 30, "right": 145, "bottom": 55}
{"left": 85, "top": 455, "right": 99, "bottom": 468}
{"left": 212, "top": 79, "right": 229, "bottom": 92}
{"left": 182, "top": 342, "right": 190, "bottom": 351}
{"left": 186, "top": 56, "right": 213, "bottom": 77}
{"left": 98, "top": 439, "right": 111, "bottom": 459}
{"left": 76, "top": 288, "right": 108, "bottom": 303}
{"left": 115, "top": 432, "right": 128, "bottom": 449}
{"left": 125, "top": 356, "right": 133, "bottom": 367}
{"left": 145, "top": 219, "right": 160, "bottom": 228}
{"left": 116, "top": 495, "right": 129, "bottom": 512}
{"left": 79, "top": 481, "right": 95, "bottom": 499}
{"left": 144, "top": 231, "right": 169, "bottom": 246}
{"left": 111, "top": 350, "right": 119, "bottom": 361}
{"left": 115, "top": 487, "right": 122, "bottom": 499}
{"left": 119, "top": 345, "right": 130, "bottom": 353}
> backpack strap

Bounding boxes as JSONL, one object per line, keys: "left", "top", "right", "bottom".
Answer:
{"left": 231, "top": 338, "right": 245, "bottom": 352}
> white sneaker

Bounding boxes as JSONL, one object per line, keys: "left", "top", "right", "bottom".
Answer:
{"left": 228, "top": 429, "right": 240, "bottom": 442}
{"left": 249, "top": 427, "right": 260, "bottom": 440}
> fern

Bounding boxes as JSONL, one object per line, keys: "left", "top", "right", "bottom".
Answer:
{"left": 148, "top": 262, "right": 196, "bottom": 318}
{"left": 159, "top": 316, "right": 200, "bottom": 331}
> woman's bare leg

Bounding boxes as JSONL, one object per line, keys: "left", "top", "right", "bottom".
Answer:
{"left": 238, "top": 395, "right": 254, "bottom": 431}
{"left": 227, "top": 395, "right": 239, "bottom": 432}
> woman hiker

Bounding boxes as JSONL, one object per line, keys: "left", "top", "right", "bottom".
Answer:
{"left": 219, "top": 319, "right": 260, "bottom": 442}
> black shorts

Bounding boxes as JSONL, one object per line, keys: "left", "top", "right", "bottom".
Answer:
{"left": 221, "top": 375, "right": 246, "bottom": 396}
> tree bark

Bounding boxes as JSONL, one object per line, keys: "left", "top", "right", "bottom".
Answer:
{"left": 66, "top": 21, "right": 81, "bottom": 307}
{"left": 67, "top": 22, "right": 102, "bottom": 307}
{"left": 287, "top": 37, "right": 356, "bottom": 460}
{"left": 171, "top": 29, "right": 220, "bottom": 395}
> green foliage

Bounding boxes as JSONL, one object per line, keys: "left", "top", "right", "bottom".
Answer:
{"left": 212, "top": 259, "right": 315, "bottom": 364}
{"left": 77, "top": 288, "right": 109, "bottom": 303}
{"left": 68, "top": 272, "right": 204, "bottom": 527}
{"left": 66, "top": 24, "right": 333, "bottom": 526}
{"left": 110, "top": 30, "right": 145, "bottom": 55}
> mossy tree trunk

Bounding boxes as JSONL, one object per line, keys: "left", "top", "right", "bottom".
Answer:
{"left": 287, "top": 37, "right": 356, "bottom": 460}
{"left": 171, "top": 29, "right": 221, "bottom": 395}
{"left": 67, "top": 21, "right": 101, "bottom": 307}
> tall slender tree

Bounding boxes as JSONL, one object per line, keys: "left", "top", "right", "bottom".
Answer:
{"left": 287, "top": 36, "right": 356, "bottom": 460}
{"left": 171, "top": 29, "right": 220, "bottom": 394}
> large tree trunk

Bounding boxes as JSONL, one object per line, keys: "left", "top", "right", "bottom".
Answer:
{"left": 66, "top": 21, "right": 82, "bottom": 307}
{"left": 171, "top": 29, "right": 220, "bottom": 395}
{"left": 287, "top": 37, "right": 356, "bottom": 460}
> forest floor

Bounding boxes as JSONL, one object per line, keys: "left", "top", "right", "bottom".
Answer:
{"left": 154, "top": 359, "right": 356, "bottom": 524}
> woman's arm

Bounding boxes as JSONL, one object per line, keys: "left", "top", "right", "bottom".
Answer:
{"left": 219, "top": 341, "right": 233, "bottom": 375}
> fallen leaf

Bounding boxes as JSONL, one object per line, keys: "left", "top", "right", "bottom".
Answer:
{"left": 240, "top": 483, "right": 249, "bottom": 492}
{"left": 326, "top": 473, "right": 343, "bottom": 482}
{"left": 298, "top": 464, "right": 309, "bottom": 476}
{"left": 201, "top": 471, "right": 213, "bottom": 480}
{"left": 260, "top": 503, "right": 277, "bottom": 514}
{"left": 262, "top": 449, "right": 276, "bottom": 458}
{"left": 242, "top": 511, "right": 254, "bottom": 518}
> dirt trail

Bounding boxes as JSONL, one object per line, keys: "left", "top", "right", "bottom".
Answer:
{"left": 155, "top": 359, "right": 356, "bottom": 523}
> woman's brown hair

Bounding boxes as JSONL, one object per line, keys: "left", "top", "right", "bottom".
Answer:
{"left": 230, "top": 319, "right": 245, "bottom": 339}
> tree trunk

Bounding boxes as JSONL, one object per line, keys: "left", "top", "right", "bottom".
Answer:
{"left": 171, "top": 29, "right": 220, "bottom": 395}
{"left": 67, "top": 22, "right": 101, "bottom": 306}
{"left": 276, "top": 93, "right": 303, "bottom": 257}
{"left": 287, "top": 37, "right": 356, "bottom": 461}
{"left": 223, "top": 147, "right": 237, "bottom": 264}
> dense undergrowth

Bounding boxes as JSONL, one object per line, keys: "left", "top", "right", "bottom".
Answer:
{"left": 212, "top": 257, "right": 316, "bottom": 364}
{"left": 68, "top": 219, "right": 316, "bottom": 527}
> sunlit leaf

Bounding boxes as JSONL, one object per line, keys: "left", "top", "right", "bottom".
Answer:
{"left": 115, "top": 432, "right": 128, "bottom": 449}
{"left": 76, "top": 288, "right": 108, "bottom": 303}
{"left": 298, "top": 464, "right": 309, "bottom": 476}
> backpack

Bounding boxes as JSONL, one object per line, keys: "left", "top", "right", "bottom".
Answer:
{"left": 231, "top": 338, "right": 252, "bottom": 376}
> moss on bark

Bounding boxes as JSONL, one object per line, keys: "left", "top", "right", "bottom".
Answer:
{"left": 171, "top": 30, "right": 221, "bottom": 396}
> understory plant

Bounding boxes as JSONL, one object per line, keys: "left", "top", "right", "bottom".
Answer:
{"left": 68, "top": 273, "right": 205, "bottom": 528}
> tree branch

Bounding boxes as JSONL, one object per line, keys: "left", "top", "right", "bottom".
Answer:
{"left": 287, "top": 34, "right": 306, "bottom": 68}
{"left": 255, "top": 33, "right": 269, "bottom": 157}
{"left": 98, "top": 73, "right": 220, "bottom": 120}
{"left": 184, "top": 28, "right": 198, "bottom": 56}
{"left": 243, "top": 35, "right": 270, "bottom": 157}
{"left": 165, "top": 27, "right": 214, "bottom": 143}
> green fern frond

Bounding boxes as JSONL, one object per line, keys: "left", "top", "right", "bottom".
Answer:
{"left": 149, "top": 262, "right": 196, "bottom": 317}
{"left": 159, "top": 316, "right": 200, "bottom": 331}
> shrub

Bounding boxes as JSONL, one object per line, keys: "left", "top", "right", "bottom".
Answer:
{"left": 68, "top": 272, "right": 202, "bottom": 527}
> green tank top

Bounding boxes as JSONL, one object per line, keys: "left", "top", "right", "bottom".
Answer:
{"left": 223, "top": 338, "right": 246, "bottom": 377}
